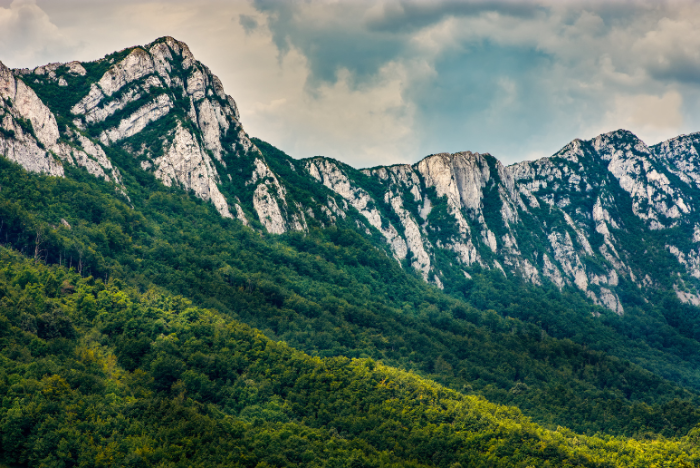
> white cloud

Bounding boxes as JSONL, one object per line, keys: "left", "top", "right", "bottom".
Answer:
{"left": 2, "top": 1, "right": 700, "bottom": 167}
{"left": 589, "top": 90, "right": 684, "bottom": 145}
{"left": 247, "top": 57, "right": 417, "bottom": 167}
{"left": 0, "top": 0, "right": 74, "bottom": 67}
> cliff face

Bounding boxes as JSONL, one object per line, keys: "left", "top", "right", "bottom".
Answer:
{"left": 302, "top": 130, "right": 700, "bottom": 314}
{"left": 3, "top": 37, "right": 700, "bottom": 314}
{"left": 0, "top": 36, "right": 305, "bottom": 230}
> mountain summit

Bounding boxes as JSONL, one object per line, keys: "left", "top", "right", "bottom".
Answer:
{"left": 2, "top": 37, "right": 700, "bottom": 314}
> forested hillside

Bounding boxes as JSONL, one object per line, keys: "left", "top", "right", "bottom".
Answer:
{"left": 4, "top": 36, "right": 700, "bottom": 318}
{"left": 1, "top": 248, "right": 699, "bottom": 467}
{"left": 2, "top": 151, "right": 700, "bottom": 440}
{"left": 2, "top": 36, "right": 700, "bottom": 466}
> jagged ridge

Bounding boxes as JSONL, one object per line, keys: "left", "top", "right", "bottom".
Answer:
{"left": 2, "top": 37, "right": 700, "bottom": 314}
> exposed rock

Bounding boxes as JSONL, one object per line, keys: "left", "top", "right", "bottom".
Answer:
{"left": 598, "top": 287, "right": 624, "bottom": 315}
{"left": 195, "top": 98, "right": 230, "bottom": 160}
{"left": 307, "top": 158, "right": 408, "bottom": 260}
{"left": 518, "top": 259, "right": 541, "bottom": 285}
{"left": 9, "top": 36, "right": 700, "bottom": 315}
{"left": 235, "top": 204, "right": 249, "bottom": 226}
{"left": 416, "top": 152, "right": 482, "bottom": 234}
{"left": 653, "top": 132, "right": 700, "bottom": 189}
{"left": 100, "top": 94, "right": 173, "bottom": 144}
{"left": 0, "top": 119, "right": 63, "bottom": 176}
{"left": 675, "top": 285, "right": 700, "bottom": 306}
{"left": 76, "top": 135, "right": 125, "bottom": 187}
{"left": 66, "top": 61, "right": 87, "bottom": 76}
{"left": 98, "top": 48, "right": 156, "bottom": 97}
{"left": 253, "top": 184, "right": 286, "bottom": 234}
{"left": 152, "top": 123, "right": 231, "bottom": 218}
{"left": 542, "top": 254, "right": 565, "bottom": 288}
{"left": 0, "top": 60, "right": 59, "bottom": 147}
{"left": 388, "top": 191, "right": 432, "bottom": 280}
{"left": 547, "top": 231, "right": 588, "bottom": 290}
{"left": 71, "top": 84, "right": 106, "bottom": 117}
{"left": 247, "top": 158, "right": 285, "bottom": 222}
{"left": 593, "top": 130, "right": 689, "bottom": 227}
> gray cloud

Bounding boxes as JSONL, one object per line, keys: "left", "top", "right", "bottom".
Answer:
{"left": 253, "top": 0, "right": 407, "bottom": 88}
{"left": 2, "top": 0, "right": 700, "bottom": 168}
{"left": 363, "top": 0, "right": 540, "bottom": 33}
{"left": 239, "top": 13, "right": 258, "bottom": 34}
{"left": 249, "top": 0, "right": 700, "bottom": 163}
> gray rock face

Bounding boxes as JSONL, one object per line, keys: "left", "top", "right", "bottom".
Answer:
{"left": 249, "top": 158, "right": 289, "bottom": 233}
{"left": 653, "top": 133, "right": 700, "bottom": 189}
{"left": 1, "top": 61, "right": 59, "bottom": 148}
{"left": 1, "top": 61, "right": 63, "bottom": 176}
{"left": 6, "top": 38, "right": 700, "bottom": 316}
{"left": 153, "top": 123, "right": 232, "bottom": 218}
{"left": 0, "top": 59, "right": 133, "bottom": 197}
{"left": 8, "top": 37, "right": 291, "bottom": 227}
{"left": 98, "top": 48, "right": 158, "bottom": 97}
{"left": 99, "top": 94, "right": 174, "bottom": 144}
{"left": 592, "top": 131, "right": 689, "bottom": 228}
{"left": 298, "top": 128, "right": 700, "bottom": 314}
{"left": 307, "top": 158, "right": 409, "bottom": 262}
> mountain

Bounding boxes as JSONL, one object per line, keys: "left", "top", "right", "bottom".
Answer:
{"left": 3, "top": 37, "right": 700, "bottom": 319}
{"left": 3, "top": 37, "right": 700, "bottom": 460}
{"left": 304, "top": 131, "right": 700, "bottom": 316}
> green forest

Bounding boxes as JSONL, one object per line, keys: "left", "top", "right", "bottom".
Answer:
{"left": 1, "top": 247, "right": 699, "bottom": 467}
{"left": 3, "top": 149, "right": 700, "bottom": 436}
{"left": 1, "top": 132, "right": 700, "bottom": 465}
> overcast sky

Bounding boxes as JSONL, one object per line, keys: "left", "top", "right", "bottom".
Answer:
{"left": 2, "top": 0, "right": 700, "bottom": 167}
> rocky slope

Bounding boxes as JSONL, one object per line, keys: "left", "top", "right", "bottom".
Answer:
{"left": 2, "top": 37, "right": 700, "bottom": 314}
{"left": 0, "top": 36, "right": 322, "bottom": 231}
{"left": 303, "top": 130, "right": 700, "bottom": 314}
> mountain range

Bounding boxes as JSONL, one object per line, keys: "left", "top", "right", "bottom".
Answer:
{"left": 3, "top": 36, "right": 700, "bottom": 316}
{"left": 2, "top": 36, "right": 700, "bottom": 466}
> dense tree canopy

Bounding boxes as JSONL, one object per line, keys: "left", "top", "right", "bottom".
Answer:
{"left": 1, "top": 248, "right": 699, "bottom": 467}
{"left": 2, "top": 149, "right": 700, "bottom": 441}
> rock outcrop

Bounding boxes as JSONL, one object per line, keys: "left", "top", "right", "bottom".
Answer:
{"left": 2, "top": 37, "right": 298, "bottom": 223}
{"left": 4, "top": 38, "right": 700, "bottom": 315}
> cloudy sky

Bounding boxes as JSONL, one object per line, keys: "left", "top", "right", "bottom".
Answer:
{"left": 1, "top": 0, "right": 700, "bottom": 167}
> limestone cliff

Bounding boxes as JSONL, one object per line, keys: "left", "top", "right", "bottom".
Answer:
{"left": 2, "top": 36, "right": 301, "bottom": 231}
{"left": 299, "top": 130, "right": 700, "bottom": 314}
{"left": 4, "top": 38, "right": 700, "bottom": 315}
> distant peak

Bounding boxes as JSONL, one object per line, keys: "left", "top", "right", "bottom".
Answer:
{"left": 596, "top": 129, "right": 641, "bottom": 141}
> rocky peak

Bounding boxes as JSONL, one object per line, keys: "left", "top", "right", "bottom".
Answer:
{"left": 303, "top": 127, "right": 700, "bottom": 314}
{"left": 0, "top": 60, "right": 60, "bottom": 148}
{"left": 4, "top": 40, "right": 700, "bottom": 316}
{"left": 653, "top": 132, "right": 700, "bottom": 189}
{"left": 0, "top": 37, "right": 319, "bottom": 234}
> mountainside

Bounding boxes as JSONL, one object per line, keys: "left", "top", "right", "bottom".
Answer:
{"left": 305, "top": 131, "right": 700, "bottom": 316}
{"left": 4, "top": 37, "right": 700, "bottom": 465}
{"left": 2, "top": 248, "right": 699, "bottom": 467}
{"left": 3, "top": 37, "right": 700, "bottom": 317}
